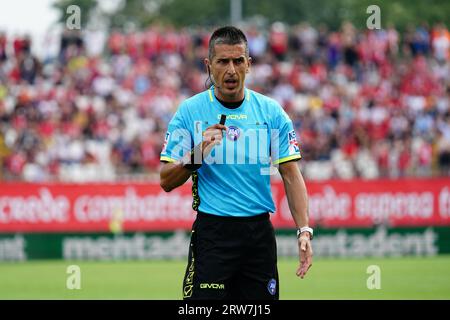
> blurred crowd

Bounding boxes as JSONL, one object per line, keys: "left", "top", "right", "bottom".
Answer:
{"left": 0, "top": 21, "right": 449, "bottom": 182}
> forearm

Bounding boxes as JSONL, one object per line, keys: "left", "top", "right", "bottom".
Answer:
{"left": 280, "top": 162, "right": 313, "bottom": 278}
{"left": 279, "top": 164, "right": 309, "bottom": 228}
{"left": 160, "top": 162, "right": 192, "bottom": 192}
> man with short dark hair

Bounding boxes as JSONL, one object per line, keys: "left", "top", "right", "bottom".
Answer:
{"left": 160, "top": 26, "right": 312, "bottom": 300}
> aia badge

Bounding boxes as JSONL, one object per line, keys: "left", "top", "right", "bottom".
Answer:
{"left": 288, "top": 130, "right": 300, "bottom": 155}
{"left": 162, "top": 132, "right": 170, "bottom": 154}
{"left": 226, "top": 126, "right": 240, "bottom": 141}
{"left": 267, "top": 279, "right": 277, "bottom": 296}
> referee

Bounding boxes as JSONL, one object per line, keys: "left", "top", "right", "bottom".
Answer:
{"left": 160, "top": 26, "right": 312, "bottom": 300}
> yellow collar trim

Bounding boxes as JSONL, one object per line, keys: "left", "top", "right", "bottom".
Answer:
{"left": 209, "top": 87, "right": 249, "bottom": 103}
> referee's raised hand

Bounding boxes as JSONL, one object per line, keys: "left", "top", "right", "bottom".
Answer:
{"left": 201, "top": 124, "right": 227, "bottom": 157}
{"left": 160, "top": 123, "right": 227, "bottom": 192}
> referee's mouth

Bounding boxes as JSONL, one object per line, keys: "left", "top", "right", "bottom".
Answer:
{"left": 224, "top": 78, "right": 238, "bottom": 89}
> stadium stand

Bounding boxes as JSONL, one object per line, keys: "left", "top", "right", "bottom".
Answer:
{"left": 0, "top": 22, "right": 449, "bottom": 182}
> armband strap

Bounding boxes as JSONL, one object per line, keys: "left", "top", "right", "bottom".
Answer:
{"left": 182, "top": 144, "right": 203, "bottom": 171}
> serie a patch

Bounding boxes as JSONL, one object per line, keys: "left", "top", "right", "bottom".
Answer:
{"left": 161, "top": 132, "right": 170, "bottom": 154}
{"left": 288, "top": 130, "right": 299, "bottom": 155}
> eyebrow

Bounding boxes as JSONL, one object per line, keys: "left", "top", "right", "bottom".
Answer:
{"left": 216, "top": 57, "right": 245, "bottom": 62}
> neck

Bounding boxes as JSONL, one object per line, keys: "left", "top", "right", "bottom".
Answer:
{"left": 215, "top": 95, "right": 244, "bottom": 109}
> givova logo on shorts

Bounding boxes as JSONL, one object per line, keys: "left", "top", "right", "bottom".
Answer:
{"left": 200, "top": 283, "right": 225, "bottom": 289}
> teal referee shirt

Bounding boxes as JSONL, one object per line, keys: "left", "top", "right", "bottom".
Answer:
{"left": 160, "top": 86, "right": 301, "bottom": 217}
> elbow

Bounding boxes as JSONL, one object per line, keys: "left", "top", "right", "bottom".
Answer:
{"left": 160, "top": 179, "right": 173, "bottom": 193}
{"left": 159, "top": 167, "right": 173, "bottom": 192}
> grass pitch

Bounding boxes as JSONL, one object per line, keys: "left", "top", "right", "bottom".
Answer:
{"left": 1, "top": 256, "right": 449, "bottom": 299}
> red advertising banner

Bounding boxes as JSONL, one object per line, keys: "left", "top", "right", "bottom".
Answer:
{"left": 0, "top": 178, "right": 449, "bottom": 232}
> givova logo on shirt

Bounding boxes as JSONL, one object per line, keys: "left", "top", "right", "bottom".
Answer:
{"left": 217, "top": 114, "right": 248, "bottom": 120}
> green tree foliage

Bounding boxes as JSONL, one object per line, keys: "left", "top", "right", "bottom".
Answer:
{"left": 52, "top": 0, "right": 450, "bottom": 30}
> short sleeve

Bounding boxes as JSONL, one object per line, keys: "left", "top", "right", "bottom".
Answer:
{"left": 271, "top": 104, "right": 301, "bottom": 165}
{"left": 160, "top": 102, "right": 193, "bottom": 163}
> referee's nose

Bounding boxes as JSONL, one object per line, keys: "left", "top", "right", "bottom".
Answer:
{"left": 226, "top": 61, "right": 237, "bottom": 76}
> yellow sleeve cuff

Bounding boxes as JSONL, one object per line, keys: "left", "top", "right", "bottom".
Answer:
{"left": 272, "top": 154, "right": 301, "bottom": 165}
{"left": 160, "top": 156, "right": 177, "bottom": 163}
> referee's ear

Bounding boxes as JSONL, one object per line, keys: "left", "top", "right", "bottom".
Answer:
{"left": 246, "top": 56, "right": 252, "bottom": 73}
{"left": 204, "top": 58, "right": 211, "bottom": 74}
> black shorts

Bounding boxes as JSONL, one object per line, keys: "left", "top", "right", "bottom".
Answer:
{"left": 182, "top": 211, "right": 279, "bottom": 300}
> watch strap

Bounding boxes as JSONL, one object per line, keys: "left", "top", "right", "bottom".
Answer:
{"left": 297, "top": 226, "right": 313, "bottom": 240}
